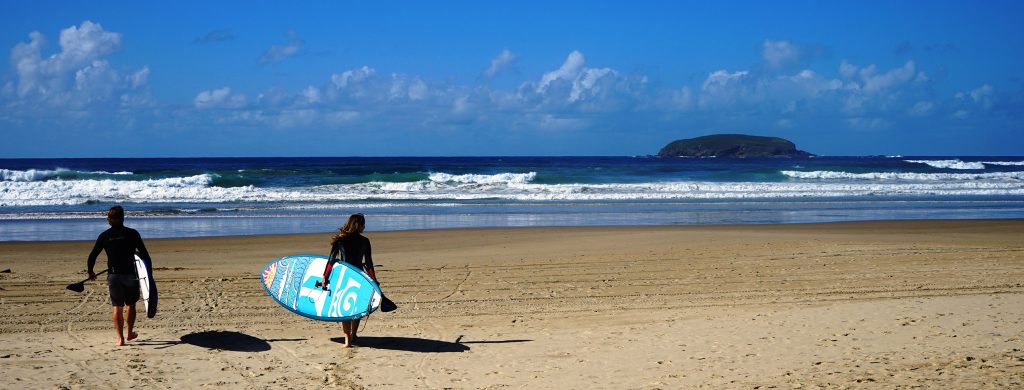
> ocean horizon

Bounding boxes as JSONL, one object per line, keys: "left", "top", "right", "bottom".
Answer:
{"left": 2, "top": 155, "right": 1023, "bottom": 241}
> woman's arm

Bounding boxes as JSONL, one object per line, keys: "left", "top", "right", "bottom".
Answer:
{"left": 363, "top": 240, "right": 377, "bottom": 281}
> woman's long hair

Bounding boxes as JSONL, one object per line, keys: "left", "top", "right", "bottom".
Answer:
{"left": 331, "top": 213, "right": 365, "bottom": 246}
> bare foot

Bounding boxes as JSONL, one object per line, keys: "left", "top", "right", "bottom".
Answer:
{"left": 116, "top": 337, "right": 125, "bottom": 347}
{"left": 342, "top": 337, "right": 351, "bottom": 348}
{"left": 127, "top": 332, "right": 138, "bottom": 341}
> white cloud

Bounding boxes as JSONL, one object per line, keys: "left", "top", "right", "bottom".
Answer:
{"left": 194, "top": 87, "right": 247, "bottom": 109}
{"left": 483, "top": 49, "right": 518, "bottom": 78}
{"left": 952, "top": 84, "right": 995, "bottom": 117}
{"left": 130, "top": 66, "right": 150, "bottom": 89}
{"left": 537, "top": 114, "right": 587, "bottom": 130}
{"left": 968, "top": 84, "right": 994, "bottom": 109}
{"left": 275, "top": 109, "right": 318, "bottom": 128}
{"left": 847, "top": 116, "right": 892, "bottom": 130}
{"left": 325, "top": 110, "right": 360, "bottom": 125}
{"left": 331, "top": 66, "right": 375, "bottom": 89}
{"left": 838, "top": 60, "right": 858, "bottom": 79}
{"left": 408, "top": 78, "right": 428, "bottom": 101}
{"left": 698, "top": 70, "right": 754, "bottom": 109}
{"left": 300, "top": 86, "right": 321, "bottom": 104}
{"left": 74, "top": 60, "right": 119, "bottom": 98}
{"left": 11, "top": 21, "right": 123, "bottom": 98}
{"left": 6, "top": 21, "right": 147, "bottom": 113}
{"left": 57, "top": 21, "right": 122, "bottom": 68}
{"left": 671, "top": 86, "right": 694, "bottom": 110}
{"left": 861, "top": 61, "right": 916, "bottom": 94}
{"left": 537, "top": 50, "right": 586, "bottom": 93}
{"left": 389, "top": 74, "right": 429, "bottom": 101}
{"left": 570, "top": 68, "right": 617, "bottom": 102}
{"left": 452, "top": 95, "right": 471, "bottom": 115}
{"left": 908, "top": 101, "right": 935, "bottom": 116}
{"left": 6, "top": 22, "right": 1005, "bottom": 147}
{"left": 762, "top": 40, "right": 801, "bottom": 68}
{"left": 258, "top": 31, "right": 303, "bottom": 64}
{"left": 527, "top": 50, "right": 637, "bottom": 108}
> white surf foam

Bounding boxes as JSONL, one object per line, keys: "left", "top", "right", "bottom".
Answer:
{"left": 428, "top": 172, "right": 537, "bottom": 184}
{"left": 982, "top": 161, "right": 1024, "bottom": 166}
{"left": 1, "top": 168, "right": 69, "bottom": 182}
{"left": 905, "top": 159, "right": 986, "bottom": 170}
{"left": 0, "top": 168, "right": 134, "bottom": 182}
{"left": 781, "top": 170, "right": 1024, "bottom": 181}
{"left": 3, "top": 170, "right": 1024, "bottom": 207}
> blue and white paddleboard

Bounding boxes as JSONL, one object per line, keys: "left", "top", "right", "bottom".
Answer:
{"left": 261, "top": 254, "right": 382, "bottom": 322}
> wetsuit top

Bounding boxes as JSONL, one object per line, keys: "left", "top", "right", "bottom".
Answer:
{"left": 88, "top": 225, "right": 151, "bottom": 275}
{"left": 329, "top": 233, "right": 373, "bottom": 270}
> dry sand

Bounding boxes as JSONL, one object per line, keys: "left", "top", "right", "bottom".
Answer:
{"left": 1, "top": 220, "right": 1022, "bottom": 389}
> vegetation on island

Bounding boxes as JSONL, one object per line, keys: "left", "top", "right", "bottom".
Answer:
{"left": 658, "top": 134, "right": 813, "bottom": 158}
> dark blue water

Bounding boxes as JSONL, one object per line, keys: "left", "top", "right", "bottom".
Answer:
{"left": 2, "top": 156, "right": 1022, "bottom": 240}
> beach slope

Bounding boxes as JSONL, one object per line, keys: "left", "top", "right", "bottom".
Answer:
{"left": 1, "top": 220, "right": 1022, "bottom": 388}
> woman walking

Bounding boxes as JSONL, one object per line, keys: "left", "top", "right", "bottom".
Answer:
{"left": 324, "top": 213, "right": 378, "bottom": 347}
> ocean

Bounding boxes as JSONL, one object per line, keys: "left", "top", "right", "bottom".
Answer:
{"left": 2, "top": 156, "right": 1023, "bottom": 241}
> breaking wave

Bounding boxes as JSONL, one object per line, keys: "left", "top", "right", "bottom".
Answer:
{"left": 904, "top": 159, "right": 986, "bottom": 170}
{"left": 1, "top": 168, "right": 133, "bottom": 182}
{"left": 3, "top": 169, "right": 1024, "bottom": 207}
{"left": 781, "top": 170, "right": 1024, "bottom": 181}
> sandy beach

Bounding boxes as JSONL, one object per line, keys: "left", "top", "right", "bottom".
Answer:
{"left": 1, "top": 220, "right": 1022, "bottom": 389}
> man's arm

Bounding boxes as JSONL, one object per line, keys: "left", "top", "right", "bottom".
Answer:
{"left": 87, "top": 233, "right": 104, "bottom": 278}
{"left": 134, "top": 230, "right": 152, "bottom": 263}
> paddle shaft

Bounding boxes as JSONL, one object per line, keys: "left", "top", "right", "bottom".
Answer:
{"left": 75, "top": 268, "right": 108, "bottom": 284}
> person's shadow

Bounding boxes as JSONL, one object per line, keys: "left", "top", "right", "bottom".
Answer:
{"left": 330, "top": 335, "right": 530, "bottom": 352}
{"left": 166, "top": 330, "right": 305, "bottom": 352}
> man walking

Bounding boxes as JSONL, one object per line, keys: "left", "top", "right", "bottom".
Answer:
{"left": 87, "top": 206, "right": 152, "bottom": 346}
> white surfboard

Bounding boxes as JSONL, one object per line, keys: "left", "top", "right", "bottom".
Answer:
{"left": 134, "top": 255, "right": 158, "bottom": 318}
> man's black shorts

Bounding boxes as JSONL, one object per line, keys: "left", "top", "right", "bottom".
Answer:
{"left": 107, "top": 273, "right": 140, "bottom": 306}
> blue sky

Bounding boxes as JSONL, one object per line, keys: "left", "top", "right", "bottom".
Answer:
{"left": 1, "top": 1, "right": 1022, "bottom": 157}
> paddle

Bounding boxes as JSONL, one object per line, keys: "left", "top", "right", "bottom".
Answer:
{"left": 66, "top": 269, "right": 108, "bottom": 293}
{"left": 372, "top": 278, "right": 398, "bottom": 312}
{"left": 381, "top": 293, "right": 398, "bottom": 312}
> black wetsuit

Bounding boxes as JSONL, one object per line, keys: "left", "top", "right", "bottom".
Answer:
{"left": 330, "top": 233, "right": 373, "bottom": 270}
{"left": 87, "top": 225, "right": 151, "bottom": 306}
{"left": 321, "top": 233, "right": 375, "bottom": 290}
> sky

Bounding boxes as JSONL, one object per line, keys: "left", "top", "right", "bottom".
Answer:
{"left": 1, "top": 1, "right": 1022, "bottom": 157}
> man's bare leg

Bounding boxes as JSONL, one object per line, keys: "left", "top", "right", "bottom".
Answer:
{"left": 126, "top": 304, "right": 138, "bottom": 341}
{"left": 112, "top": 306, "right": 125, "bottom": 346}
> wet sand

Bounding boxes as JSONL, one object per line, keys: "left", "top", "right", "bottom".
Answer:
{"left": 1, "top": 220, "right": 1022, "bottom": 388}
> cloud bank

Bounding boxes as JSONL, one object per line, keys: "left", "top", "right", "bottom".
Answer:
{"left": 1, "top": 21, "right": 1018, "bottom": 156}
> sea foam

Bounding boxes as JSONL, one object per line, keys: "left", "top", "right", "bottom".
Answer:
{"left": 781, "top": 170, "right": 1024, "bottom": 181}
{"left": 1, "top": 168, "right": 69, "bottom": 182}
{"left": 905, "top": 159, "right": 986, "bottom": 170}
{"left": 0, "top": 168, "right": 134, "bottom": 182}
{"left": 3, "top": 170, "right": 1024, "bottom": 207}
{"left": 428, "top": 172, "right": 537, "bottom": 184}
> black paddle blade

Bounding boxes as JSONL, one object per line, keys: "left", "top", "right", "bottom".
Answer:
{"left": 66, "top": 269, "right": 107, "bottom": 293}
{"left": 381, "top": 295, "right": 398, "bottom": 312}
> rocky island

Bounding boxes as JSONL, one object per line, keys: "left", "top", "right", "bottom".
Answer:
{"left": 658, "top": 134, "right": 813, "bottom": 158}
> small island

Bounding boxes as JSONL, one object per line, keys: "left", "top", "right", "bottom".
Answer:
{"left": 658, "top": 134, "right": 814, "bottom": 158}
